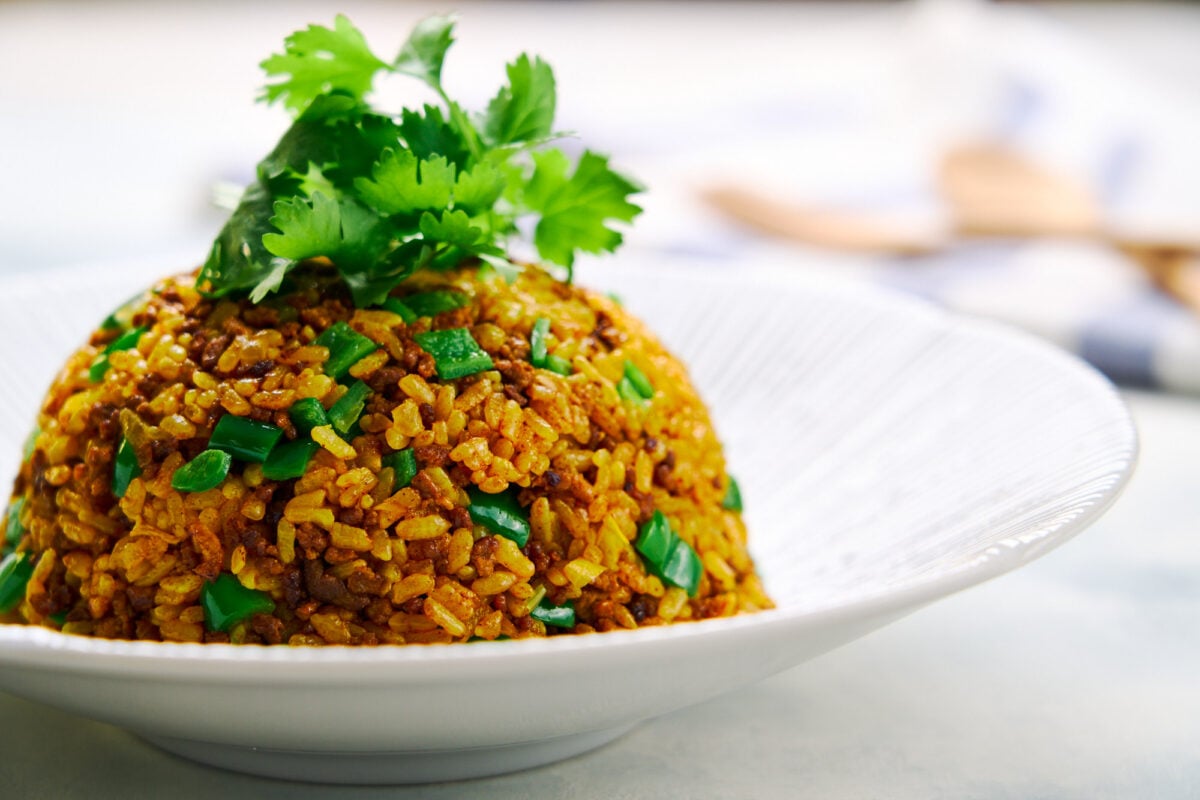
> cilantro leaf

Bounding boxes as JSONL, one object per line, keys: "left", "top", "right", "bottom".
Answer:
{"left": 400, "top": 104, "right": 470, "bottom": 169}
{"left": 258, "top": 193, "right": 389, "bottom": 302}
{"left": 419, "top": 209, "right": 483, "bottom": 248}
{"left": 260, "top": 15, "right": 388, "bottom": 115}
{"left": 262, "top": 192, "right": 344, "bottom": 260}
{"left": 453, "top": 162, "right": 506, "bottom": 214}
{"left": 200, "top": 182, "right": 286, "bottom": 298}
{"left": 204, "top": 15, "right": 643, "bottom": 306}
{"left": 354, "top": 150, "right": 456, "bottom": 216}
{"left": 525, "top": 150, "right": 643, "bottom": 268}
{"left": 482, "top": 54, "right": 556, "bottom": 145}
{"left": 392, "top": 14, "right": 456, "bottom": 91}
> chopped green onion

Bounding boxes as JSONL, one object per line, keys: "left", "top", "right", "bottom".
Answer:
{"left": 99, "top": 291, "right": 144, "bottom": 331}
{"left": 384, "top": 448, "right": 418, "bottom": 489}
{"left": 414, "top": 328, "right": 494, "bottom": 381}
{"left": 262, "top": 439, "right": 320, "bottom": 481}
{"left": 467, "top": 485, "right": 530, "bottom": 547}
{"left": 288, "top": 397, "right": 329, "bottom": 435}
{"left": 22, "top": 426, "right": 39, "bottom": 462}
{"left": 209, "top": 416, "right": 284, "bottom": 463}
{"left": 530, "top": 597, "right": 576, "bottom": 629}
{"left": 0, "top": 552, "right": 33, "bottom": 613}
{"left": 49, "top": 610, "right": 67, "bottom": 626}
{"left": 328, "top": 380, "right": 371, "bottom": 435}
{"left": 636, "top": 509, "right": 703, "bottom": 596}
{"left": 722, "top": 476, "right": 743, "bottom": 512}
{"left": 315, "top": 321, "right": 379, "bottom": 381}
{"left": 606, "top": 291, "right": 624, "bottom": 306}
{"left": 403, "top": 290, "right": 467, "bottom": 317}
{"left": 89, "top": 324, "right": 148, "bottom": 382}
{"left": 616, "top": 376, "right": 644, "bottom": 404}
{"left": 623, "top": 360, "right": 654, "bottom": 400}
{"left": 5, "top": 499, "right": 24, "bottom": 554}
{"left": 543, "top": 354, "right": 573, "bottom": 376}
{"left": 112, "top": 436, "right": 141, "bottom": 498}
{"left": 200, "top": 573, "right": 276, "bottom": 632}
{"left": 530, "top": 317, "right": 550, "bottom": 364}
{"left": 660, "top": 537, "right": 703, "bottom": 597}
{"left": 529, "top": 317, "right": 573, "bottom": 376}
{"left": 88, "top": 356, "right": 110, "bottom": 383}
{"left": 171, "top": 450, "right": 232, "bottom": 493}
{"left": 635, "top": 510, "right": 673, "bottom": 568}
{"left": 381, "top": 297, "right": 417, "bottom": 324}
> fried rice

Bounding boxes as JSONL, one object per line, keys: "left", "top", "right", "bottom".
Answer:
{"left": 1, "top": 264, "right": 771, "bottom": 645}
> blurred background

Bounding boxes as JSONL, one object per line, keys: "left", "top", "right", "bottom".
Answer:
{"left": 5, "top": 0, "right": 1200, "bottom": 395}
{"left": 1, "top": 2, "right": 1198, "bottom": 798}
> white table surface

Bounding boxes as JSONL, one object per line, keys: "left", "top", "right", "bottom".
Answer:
{"left": 1, "top": 2, "right": 1198, "bottom": 797}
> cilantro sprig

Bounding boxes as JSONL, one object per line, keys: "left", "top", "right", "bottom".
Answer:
{"left": 200, "top": 14, "right": 642, "bottom": 306}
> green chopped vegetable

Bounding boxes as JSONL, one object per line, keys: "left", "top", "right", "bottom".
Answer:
{"left": 171, "top": 450, "right": 233, "bottom": 493}
{"left": 197, "top": 15, "right": 641, "bottom": 306}
{"left": 315, "top": 321, "right": 379, "bottom": 381}
{"left": 89, "top": 325, "right": 148, "bottom": 382}
{"left": 542, "top": 354, "right": 572, "bottom": 376}
{"left": 21, "top": 426, "right": 39, "bottom": 462}
{"left": 660, "top": 537, "right": 703, "bottom": 597}
{"left": 262, "top": 439, "right": 320, "bottom": 481}
{"left": 529, "top": 317, "right": 573, "bottom": 375}
{"left": 530, "top": 317, "right": 550, "bottom": 364}
{"left": 288, "top": 397, "right": 329, "bottom": 434}
{"left": 329, "top": 380, "right": 371, "bottom": 435}
{"left": 5, "top": 499, "right": 24, "bottom": 554}
{"left": 200, "top": 573, "right": 276, "bottom": 632}
{"left": 0, "top": 552, "right": 33, "bottom": 613}
{"left": 414, "top": 327, "right": 494, "bottom": 380}
{"left": 112, "top": 436, "right": 141, "bottom": 498}
{"left": 467, "top": 485, "right": 530, "bottom": 547}
{"left": 382, "top": 297, "right": 418, "bottom": 324}
{"left": 530, "top": 597, "right": 575, "bottom": 629}
{"left": 209, "top": 416, "right": 284, "bottom": 463}
{"left": 49, "top": 610, "right": 67, "bottom": 626}
{"left": 616, "top": 376, "right": 643, "bottom": 405}
{"left": 722, "top": 476, "right": 743, "bottom": 512}
{"left": 100, "top": 291, "right": 144, "bottom": 331}
{"left": 636, "top": 509, "right": 703, "bottom": 597}
{"left": 635, "top": 510, "right": 673, "bottom": 569}
{"left": 384, "top": 447, "right": 419, "bottom": 489}
{"left": 403, "top": 290, "right": 467, "bottom": 317}
{"left": 623, "top": 360, "right": 654, "bottom": 400}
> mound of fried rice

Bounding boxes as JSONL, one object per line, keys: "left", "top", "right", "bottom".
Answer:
{"left": 3, "top": 265, "right": 771, "bottom": 645}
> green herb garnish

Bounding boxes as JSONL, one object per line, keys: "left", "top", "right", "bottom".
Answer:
{"left": 209, "top": 416, "right": 284, "bottom": 463}
{"left": 200, "top": 573, "right": 276, "bottom": 632}
{"left": 414, "top": 327, "right": 494, "bottom": 380}
{"left": 328, "top": 380, "right": 371, "bottom": 435}
{"left": 529, "top": 316, "right": 573, "bottom": 376}
{"left": 314, "top": 321, "right": 378, "bottom": 381}
{"left": 262, "top": 439, "right": 320, "bottom": 481}
{"left": 171, "top": 450, "right": 233, "bottom": 493}
{"left": 722, "top": 476, "right": 743, "bottom": 512}
{"left": 467, "top": 485, "right": 530, "bottom": 547}
{"left": 530, "top": 597, "right": 576, "bottom": 629}
{"left": 288, "top": 397, "right": 330, "bottom": 434}
{"left": 199, "top": 14, "right": 642, "bottom": 306}
{"left": 636, "top": 509, "right": 703, "bottom": 597}
{"left": 0, "top": 552, "right": 33, "bottom": 613}
{"left": 112, "top": 436, "right": 141, "bottom": 498}
{"left": 384, "top": 447, "right": 419, "bottom": 489}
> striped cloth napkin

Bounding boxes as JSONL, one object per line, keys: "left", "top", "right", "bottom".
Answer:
{"left": 601, "top": 1, "right": 1200, "bottom": 395}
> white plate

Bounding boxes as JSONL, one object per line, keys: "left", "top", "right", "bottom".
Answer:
{"left": 0, "top": 256, "right": 1136, "bottom": 784}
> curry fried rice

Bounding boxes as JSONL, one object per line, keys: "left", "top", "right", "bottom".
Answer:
{"left": 0, "top": 265, "right": 771, "bottom": 645}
